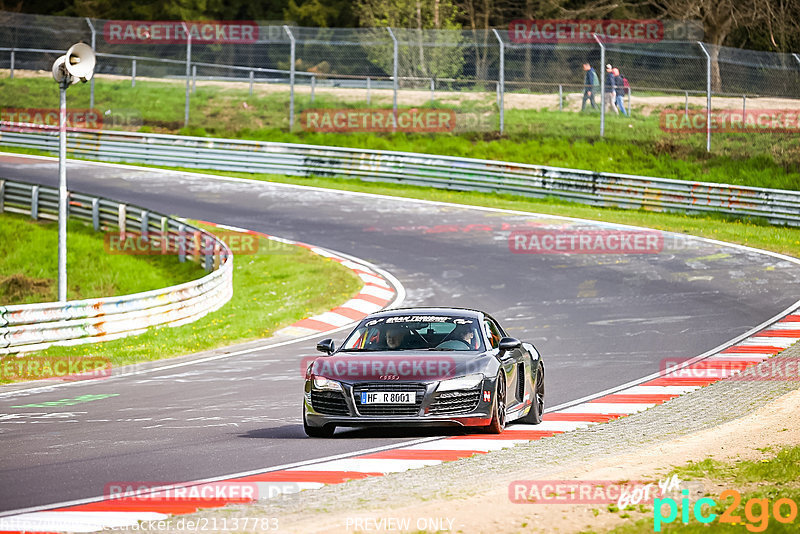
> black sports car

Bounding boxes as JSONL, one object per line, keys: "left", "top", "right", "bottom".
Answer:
{"left": 303, "top": 308, "right": 544, "bottom": 437}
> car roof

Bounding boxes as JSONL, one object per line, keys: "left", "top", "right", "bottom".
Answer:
{"left": 363, "top": 307, "right": 484, "bottom": 320}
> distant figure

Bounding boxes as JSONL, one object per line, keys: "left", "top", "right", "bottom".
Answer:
{"left": 581, "top": 63, "right": 600, "bottom": 111}
{"left": 613, "top": 67, "right": 628, "bottom": 117}
{"left": 604, "top": 64, "right": 617, "bottom": 114}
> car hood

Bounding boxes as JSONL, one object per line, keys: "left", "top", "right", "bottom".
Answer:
{"left": 310, "top": 350, "right": 493, "bottom": 382}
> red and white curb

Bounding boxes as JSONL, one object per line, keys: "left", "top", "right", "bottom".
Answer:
{"left": 198, "top": 221, "right": 399, "bottom": 337}
{"left": 2, "top": 308, "right": 798, "bottom": 533}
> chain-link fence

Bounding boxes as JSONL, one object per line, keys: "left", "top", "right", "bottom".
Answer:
{"left": 2, "top": 11, "right": 800, "bottom": 150}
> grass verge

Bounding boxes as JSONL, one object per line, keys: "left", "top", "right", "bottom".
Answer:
{"left": 20, "top": 227, "right": 362, "bottom": 372}
{"left": 2, "top": 75, "right": 799, "bottom": 190}
{"left": 0, "top": 212, "right": 203, "bottom": 304}
{"left": 601, "top": 446, "right": 800, "bottom": 533}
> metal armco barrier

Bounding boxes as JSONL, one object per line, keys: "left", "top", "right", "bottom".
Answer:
{"left": 1, "top": 125, "right": 799, "bottom": 226}
{"left": 0, "top": 178, "right": 233, "bottom": 354}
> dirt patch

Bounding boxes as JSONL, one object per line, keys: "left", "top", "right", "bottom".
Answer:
{"left": 0, "top": 273, "right": 52, "bottom": 304}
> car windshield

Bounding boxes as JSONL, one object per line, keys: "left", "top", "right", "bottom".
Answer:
{"left": 340, "top": 314, "right": 484, "bottom": 352}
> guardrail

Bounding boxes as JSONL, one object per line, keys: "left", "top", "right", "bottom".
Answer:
{"left": 1, "top": 125, "right": 799, "bottom": 226}
{"left": 0, "top": 178, "right": 233, "bottom": 355}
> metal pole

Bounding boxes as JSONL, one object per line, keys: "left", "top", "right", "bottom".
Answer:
{"left": 794, "top": 53, "right": 800, "bottom": 68}
{"left": 430, "top": 78, "right": 434, "bottom": 105}
{"left": 9, "top": 49, "right": 14, "bottom": 79}
{"left": 58, "top": 80, "right": 68, "bottom": 302}
{"left": 367, "top": 76, "right": 371, "bottom": 105}
{"left": 192, "top": 65, "right": 197, "bottom": 93}
{"left": 183, "top": 23, "right": 192, "bottom": 129}
{"left": 311, "top": 75, "right": 315, "bottom": 103}
{"left": 387, "top": 28, "right": 398, "bottom": 118}
{"left": 249, "top": 70, "right": 254, "bottom": 96}
{"left": 284, "top": 25, "right": 295, "bottom": 131}
{"left": 685, "top": 91, "right": 688, "bottom": 114}
{"left": 558, "top": 84, "right": 563, "bottom": 111}
{"left": 85, "top": 17, "right": 96, "bottom": 109}
{"left": 627, "top": 86, "right": 631, "bottom": 117}
{"left": 697, "top": 41, "right": 711, "bottom": 152}
{"left": 742, "top": 94, "right": 746, "bottom": 118}
{"left": 492, "top": 28, "right": 505, "bottom": 134}
{"left": 594, "top": 34, "right": 605, "bottom": 137}
{"left": 131, "top": 58, "right": 136, "bottom": 87}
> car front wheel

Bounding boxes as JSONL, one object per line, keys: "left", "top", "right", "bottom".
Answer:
{"left": 484, "top": 373, "right": 507, "bottom": 434}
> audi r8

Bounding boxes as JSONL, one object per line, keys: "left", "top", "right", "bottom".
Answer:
{"left": 303, "top": 308, "right": 544, "bottom": 437}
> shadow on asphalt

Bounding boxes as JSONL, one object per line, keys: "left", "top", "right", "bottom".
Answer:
{"left": 239, "top": 425, "right": 467, "bottom": 440}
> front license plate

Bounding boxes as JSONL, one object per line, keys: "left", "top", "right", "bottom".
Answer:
{"left": 360, "top": 391, "right": 416, "bottom": 404}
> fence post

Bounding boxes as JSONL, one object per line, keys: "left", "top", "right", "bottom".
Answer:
{"left": 627, "top": 86, "right": 631, "bottom": 117}
{"left": 192, "top": 65, "right": 197, "bottom": 93}
{"left": 311, "top": 75, "right": 316, "bottom": 103}
{"left": 594, "top": 34, "right": 605, "bottom": 137}
{"left": 85, "top": 17, "right": 96, "bottom": 109}
{"left": 183, "top": 22, "right": 192, "bottom": 129}
{"left": 31, "top": 185, "right": 39, "bottom": 220}
{"left": 685, "top": 91, "right": 688, "bottom": 114}
{"left": 697, "top": 41, "right": 711, "bottom": 152}
{"left": 160, "top": 216, "right": 168, "bottom": 255}
{"left": 492, "top": 28, "right": 505, "bottom": 134}
{"left": 283, "top": 25, "right": 296, "bottom": 131}
{"left": 742, "top": 94, "right": 746, "bottom": 118}
{"left": 91, "top": 197, "right": 99, "bottom": 231}
{"left": 118, "top": 204, "right": 127, "bottom": 236}
{"left": 558, "top": 84, "right": 563, "bottom": 111}
{"left": 140, "top": 209, "right": 149, "bottom": 237}
{"left": 387, "top": 28, "right": 398, "bottom": 120}
{"left": 367, "top": 76, "right": 371, "bottom": 105}
{"left": 430, "top": 78, "right": 434, "bottom": 105}
{"left": 249, "top": 70, "right": 254, "bottom": 96}
{"left": 177, "top": 223, "right": 186, "bottom": 263}
{"left": 9, "top": 49, "right": 14, "bottom": 79}
{"left": 204, "top": 235, "right": 213, "bottom": 271}
{"left": 0, "top": 179, "right": 4, "bottom": 213}
{"left": 131, "top": 58, "right": 136, "bottom": 87}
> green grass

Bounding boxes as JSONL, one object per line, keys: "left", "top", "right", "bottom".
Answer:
{"left": 599, "top": 446, "right": 800, "bottom": 533}
{"left": 0, "top": 212, "right": 203, "bottom": 304}
{"left": 27, "top": 228, "right": 362, "bottom": 369}
{"left": 2, "top": 75, "right": 800, "bottom": 190}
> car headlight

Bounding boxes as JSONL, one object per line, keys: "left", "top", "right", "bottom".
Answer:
{"left": 312, "top": 376, "right": 343, "bottom": 392}
{"left": 437, "top": 373, "right": 484, "bottom": 392}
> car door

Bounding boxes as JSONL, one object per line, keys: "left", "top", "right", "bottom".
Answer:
{"left": 483, "top": 315, "right": 524, "bottom": 409}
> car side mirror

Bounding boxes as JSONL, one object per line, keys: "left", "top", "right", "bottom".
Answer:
{"left": 498, "top": 337, "right": 521, "bottom": 352}
{"left": 316, "top": 338, "right": 335, "bottom": 354}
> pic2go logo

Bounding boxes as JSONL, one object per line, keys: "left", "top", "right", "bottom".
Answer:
{"left": 654, "top": 489, "right": 799, "bottom": 532}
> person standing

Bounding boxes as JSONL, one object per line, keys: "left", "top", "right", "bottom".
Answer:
{"left": 581, "top": 63, "right": 599, "bottom": 111}
{"left": 604, "top": 64, "right": 617, "bottom": 114}
{"left": 613, "top": 67, "right": 628, "bottom": 117}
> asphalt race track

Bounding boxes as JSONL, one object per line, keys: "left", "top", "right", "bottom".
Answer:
{"left": 1, "top": 154, "right": 799, "bottom": 514}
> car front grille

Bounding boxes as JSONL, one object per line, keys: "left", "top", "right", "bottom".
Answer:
{"left": 311, "top": 390, "right": 349, "bottom": 416}
{"left": 429, "top": 389, "right": 481, "bottom": 415}
{"left": 353, "top": 382, "right": 426, "bottom": 416}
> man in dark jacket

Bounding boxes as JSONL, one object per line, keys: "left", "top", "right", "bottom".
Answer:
{"left": 604, "top": 64, "right": 617, "bottom": 114}
{"left": 613, "top": 67, "right": 628, "bottom": 117}
{"left": 581, "top": 63, "right": 599, "bottom": 111}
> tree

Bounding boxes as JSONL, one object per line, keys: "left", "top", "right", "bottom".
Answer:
{"left": 355, "top": 0, "right": 465, "bottom": 81}
{"left": 646, "top": 0, "right": 800, "bottom": 90}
